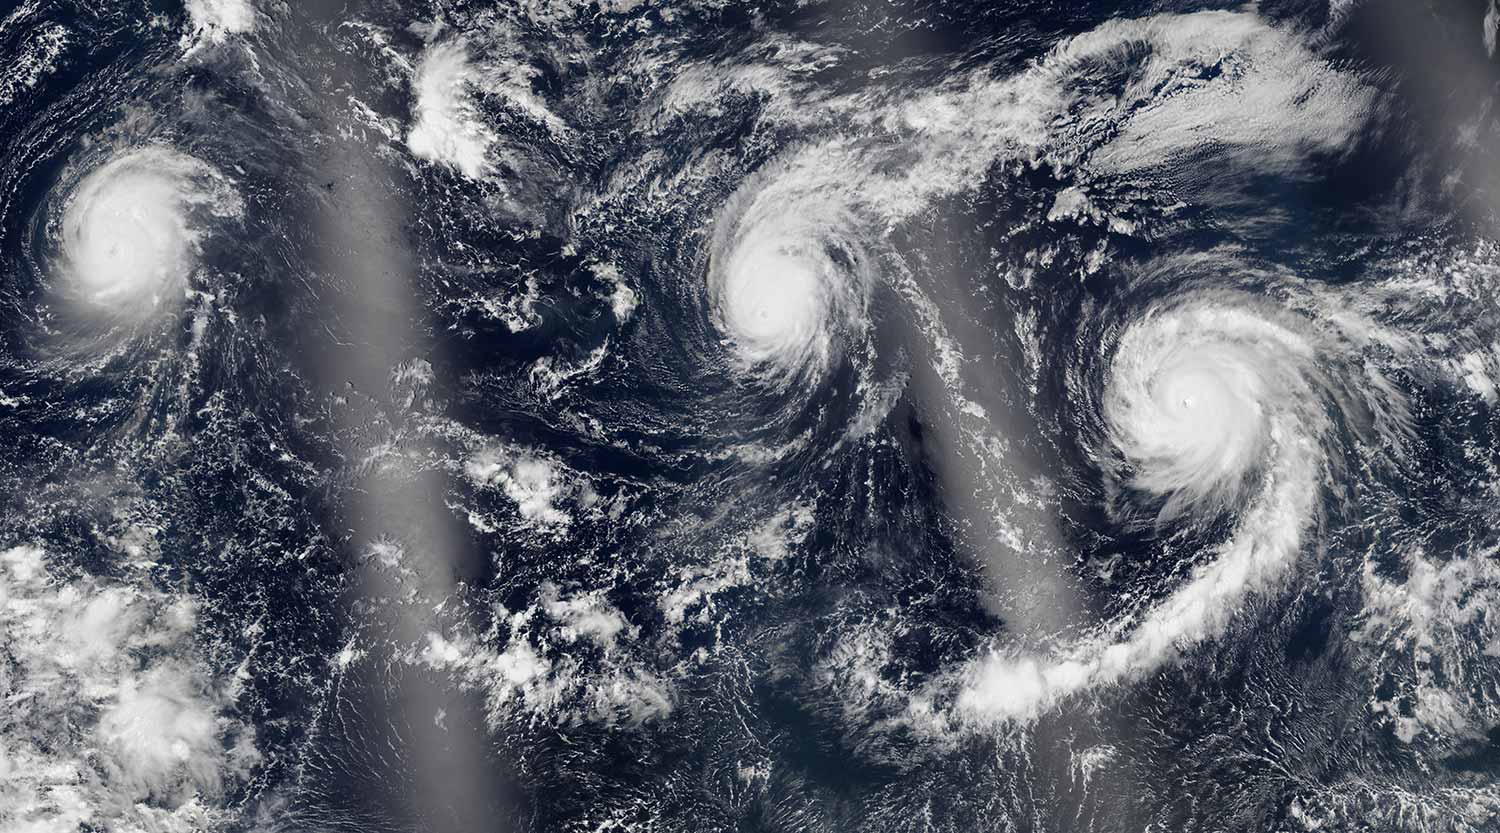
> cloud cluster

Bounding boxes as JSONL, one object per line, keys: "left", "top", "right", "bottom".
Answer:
{"left": 0, "top": 546, "right": 257, "bottom": 832}
{"left": 415, "top": 581, "right": 671, "bottom": 728}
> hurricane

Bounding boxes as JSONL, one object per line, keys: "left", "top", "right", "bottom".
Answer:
{"left": 56, "top": 147, "right": 240, "bottom": 311}
{"left": 944, "top": 282, "right": 1420, "bottom": 724}
{"left": 708, "top": 184, "right": 867, "bottom": 385}
{"left": 2, "top": 2, "right": 1500, "bottom": 833}
{"left": 1104, "top": 301, "right": 1321, "bottom": 519}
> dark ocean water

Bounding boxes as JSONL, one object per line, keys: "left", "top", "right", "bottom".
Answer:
{"left": 1, "top": 1, "right": 1499, "bottom": 832}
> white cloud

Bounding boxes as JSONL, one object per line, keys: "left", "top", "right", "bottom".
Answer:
{"left": 0, "top": 546, "right": 256, "bottom": 832}
{"left": 540, "top": 582, "right": 632, "bottom": 646}
{"left": 659, "top": 556, "right": 750, "bottom": 627}
{"left": 657, "top": 505, "right": 813, "bottom": 630}
{"left": 933, "top": 297, "right": 1333, "bottom": 725}
{"left": 1458, "top": 349, "right": 1499, "bottom": 402}
{"left": 98, "top": 665, "right": 227, "bottom": 804}
{"left": 1058, "top": 13, "right": 1373, "bottom": 175}
{"left": 413, "top": 584, "right": 670, "bottom": 728}
{"left": 465, "top": 445, "right": 576, "bottom": 528}
{"left": 408, "top": 40, "right": 497, "bottom": 180}
{"left": 1354, "top": 548, "right": 1500, "bottom": 746}
{"left": 182, "top": 0, "right": 255, "bottom": 48}
{"left": 590, "top": 261, "right": 638, "bottom": 323}
{"left": 651, "top": 11, "right": 1375, "bottom": 245}
{"left": 639, "top": 11, "right": 1379, "bottom": 663}
{"left": 0, "top": 19, "right": 66, "bottom": 108}
{"left": 404, "top": 30, "right": 571, "bottom": 182}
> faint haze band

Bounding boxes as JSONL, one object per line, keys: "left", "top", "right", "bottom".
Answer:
{"left": 0, "top": 1, "right": 1498, "bottom": 833}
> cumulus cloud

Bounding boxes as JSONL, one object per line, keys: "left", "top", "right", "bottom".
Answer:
{"left": 408, "top": 40, "right": 497, "bottom": 180}
{"left": 465, "top": 445, "right": 576, "bottom": 528}
{"left": 1355, "top": 548, "right": 1500, "bottom": 745}
{"left": 98, "top": 665, "right": 227, "bottom": 804}
{"left": 403, "top": 25, "right": 571, "bottom": 188}
{"left": 541, "top": 582, "right": 631, "bottom": 644}
{"left": 181, "top": 0, "right": 255, "bottom": 48}
{"left": 413, "top": 582, "right": 670, "bottom": 728}
{"left": 658, "top": 506, "right": 812, "bottom": 629}
{"left": 0, "top": 16, "right": 67, "bottom": 108}
{"left": 0, "top": 546, "right": 256, "bottom": 832}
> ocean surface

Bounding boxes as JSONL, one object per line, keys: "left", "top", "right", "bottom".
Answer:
{"left": 1, "top": 1, "right": 1499, "bottom": 831}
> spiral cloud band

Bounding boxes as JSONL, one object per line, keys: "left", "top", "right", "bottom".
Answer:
{"left": 57, "top": 147, "right": 240, "bottom": 312}
{"left": 661, "top": 8, "right": 1405, "bottom": 727}
{"left": 6, "top": 1, "right": 1500, "bottom": 830}
{"left": 1105, "top": 304, "right": 1321, "bottom": 518}
{"left": 948, "top": 298, "right": 1333, "bottom": 721}
{"left": 707, "top": 170, "right": 877, "bottom": 390}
